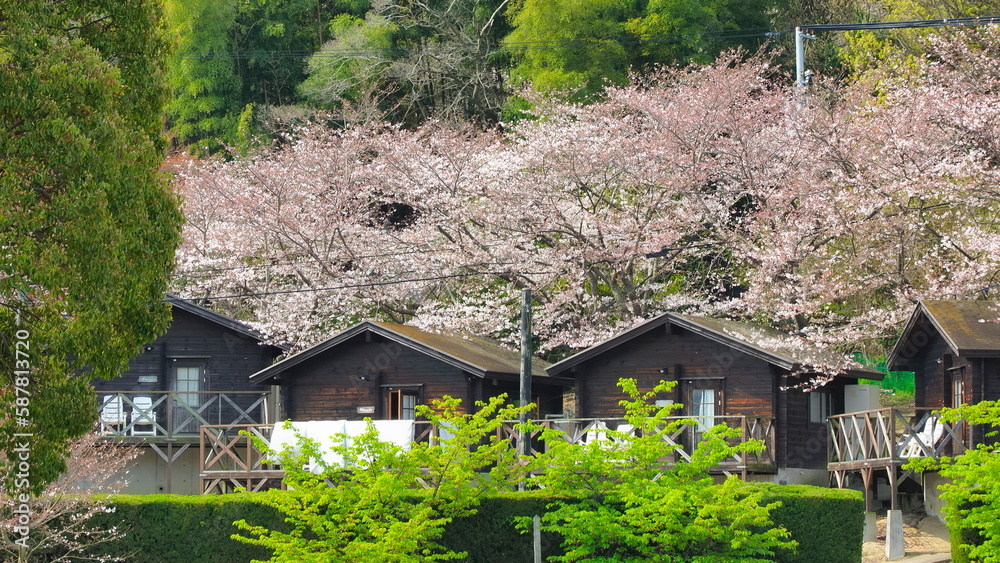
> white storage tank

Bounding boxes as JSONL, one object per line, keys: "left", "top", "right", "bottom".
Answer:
{"left": 844, "top": 384, "right": 880, "bottom": 414}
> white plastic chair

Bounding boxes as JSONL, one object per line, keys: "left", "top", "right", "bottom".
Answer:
{"left": 99, "top": 395, "right": 126, "bottom": 434}
{"left": 130, "top": 396, "right": 158, "bottom": 436}
{"left": 899, "top": 416, "right": 944, "bottom": 458}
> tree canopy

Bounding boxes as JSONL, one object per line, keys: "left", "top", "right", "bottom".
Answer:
{"left": 174, "top": 29, "right": 1000, "bottom": 361}
{"left": 0, "top": 0, "right": 182, "bottom": 492}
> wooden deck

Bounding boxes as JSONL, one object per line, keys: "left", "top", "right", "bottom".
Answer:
{"left": 827, "top": 407, "right": 968, "bottom": 510}
{"left": 199, "top": 416, "right": 776, "bottom": 494}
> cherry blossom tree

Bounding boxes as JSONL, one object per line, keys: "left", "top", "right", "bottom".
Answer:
{"left": 0, "top": 432, "right": 141, "bottom": 561}
{"left": 173, "top": 31, "right": 1000, "bottom": 361}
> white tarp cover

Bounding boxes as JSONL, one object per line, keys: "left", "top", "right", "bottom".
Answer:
{"left": 268, "top": 420, "right": 415, "bottom": 472}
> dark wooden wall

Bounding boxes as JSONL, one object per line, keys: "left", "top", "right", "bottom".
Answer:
{"left": 568, "top": 326, "right": 778, "bottom": 420}
{"left": 92, "top": 307, "right": 282, "bottom": 430}
{"left": 895, "top": 319, "right": 949, "bottom": 409}
{"left": 782, "top": 378, "right": 850, "bottom": 471}
{"left": 276, "top": 333, "right": 566, "bottom": 421}
{"left": 279, "top": 334, "right": 467, "bottom": 421}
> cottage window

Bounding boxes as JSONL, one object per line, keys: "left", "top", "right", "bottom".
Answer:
{"left": 952, "top": 377, "right": 964, "bottom": 409}
{"left": 175, "top": 366, "right": 203, "bottom": 408}
{"left": 691, "top": 389, "right": 716, "bottom": 432}
{"left": 809, "top": 392, "right": 831, "bottom": 423}
{"left": 388, "top": 389, "right": 419, "bottom": 420}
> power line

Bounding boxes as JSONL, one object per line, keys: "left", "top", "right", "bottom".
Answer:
{"left": 172, "top": 27, "right": 780, "bottom": 61}
{"left": 802, "top": 15, "right": 1000, "bottom": 33}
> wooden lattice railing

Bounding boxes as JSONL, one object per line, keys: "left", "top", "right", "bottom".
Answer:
{"left": 827, "top": 407, "right": 968, "bottom": 470}
{"left": 199, "top": 416, "right": 776, "bottom": 493}
{"left": 200, "top": 424, "right": 284, "bottom": 494}
{"left": 97, "top": 391, "right": 270, "bottom": 439}
{"left": 496, "top": 416, "right": 775, "bottom": 479}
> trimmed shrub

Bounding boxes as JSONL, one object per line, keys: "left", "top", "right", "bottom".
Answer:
{"left": 439, "top": 492, "right": 568, "bottom": 562}
{"left": 949, "top": 500, "right": 987, "bottom": 563}
{"left": 86, "top": 494, "right": 290, "bottom": 562}
{"left": 82, "top": 484, "right": 861, "bottom": 562}
{"left": 744, "top": 483, "right": 865, "bottom": 563}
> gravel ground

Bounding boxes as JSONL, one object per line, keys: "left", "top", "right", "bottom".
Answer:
{"left": 862, "top": 512, "right": 951, "bottom": 562}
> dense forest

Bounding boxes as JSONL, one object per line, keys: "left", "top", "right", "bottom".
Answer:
{"left": 168, "top": 0, "right": 1000, "bottom": 362}
{"left": 164, "top": 0, "right": 1000, "bottom": 151}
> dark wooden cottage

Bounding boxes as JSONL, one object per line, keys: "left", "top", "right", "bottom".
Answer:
{"left": 92, "top": 296, "right": 286, "bottom": 493}
{"left": 824, "top": 300, "right": 1000, "bottom": 517}
{"left": 887, "top": 299, "right": 1000, "bottom": 447}
{"left": 545, "top": 312, "right": 881, "bottom": 480}
{"left": 249, "top": 321, "right": 571, "bottom": 421}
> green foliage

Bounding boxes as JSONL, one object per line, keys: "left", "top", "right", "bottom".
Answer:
{"left": 164, "top": 0, "right": 243, "bottom": 152}
{"left": 908, "top": 400, "right": 1000, "bottom": 562}
{"left": 505, "top": 0, "right": 779, "bottom": 102}
{"left": 0, "top": 0, "right": 182, "bottom": 493}
{"left": 744, "top": 483, "right": 864, "bottom": 563}
{"left": 87, "top": 494, "right": 292, "bottom": 562}
{"left": 950, "top": 505, "right": 986, "bottom": 563}
{"left": 234, "top": 0, "right": 363, "bottom": 109}
{"left": 522, "top": 379, "right": 797, "bottom": 562}
{"left": 233, "top": 395, "right": 532, "bottom": 562}
{"left": 505, "top": 0, "right": 631, "bottom": 101}
{"left": 625, "top": 0, "right": 719, "bottom": 66}
{"left": 299, "top": 13, "right": 399, "bottom": 107}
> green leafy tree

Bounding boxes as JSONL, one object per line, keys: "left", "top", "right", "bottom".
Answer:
{"left": 909, "top": 400, "right": 1000, "bottom": 562}
{"left": 234, "top": 395, "right": 531, "bottom": 562}
{"left": 234, "top": 0, "right": 362, "bottom": 110}
{"left": 0, "top": 0, "right": 182, "bottom": 492}
{"left": 523, "top": 379, "right": 797, "bottom": 562}
{"left": 302, "top": 0, "right": 512, "bottom": 123}
{"left": 505, "top": 0, "right": 780, "bottom": 102}
{"left": 298, "top": 13, "right": 399, "bottom": 109}
{"left": 164, "top": 0, "right": 243, "bottom": 152}
{"left": 505, "top": 0, "right": 631, "bottom": 101}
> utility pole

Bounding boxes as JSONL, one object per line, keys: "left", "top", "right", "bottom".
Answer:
{"left": 795, "top": 26, "right": 816, "bottom": 90}
{"left": 519, "top": 289, "right": 532, "bottom": 457}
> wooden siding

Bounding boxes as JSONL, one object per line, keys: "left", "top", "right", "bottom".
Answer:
{"left": 569, "top": 326, "right": 778, "bottom": 421}
{"left": 986, "top": 358, "right": 1000, "bottom": 403}
{"left": 915, "top": 337, "right": 949, "bottom": 410}
{"left": 279, "top": 333, "right": 566, "bottom": 420}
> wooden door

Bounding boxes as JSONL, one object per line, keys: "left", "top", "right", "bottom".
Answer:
{"left": 950, "top": 366, "right": 968, "bottom": 448}
{"left": 172, "top": 362, "right": 207, "bottom": 433}
{"left": 682, "top": 379, "right": 724, "bottom": 451}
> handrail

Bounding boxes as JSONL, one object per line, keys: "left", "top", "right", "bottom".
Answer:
{"left": 827, "top": 407, "right": 968, "bottom": 466}
{"left": 97, "top": 391, "right": 270, "bottom": 439}
{"left": 198, "top": 415, "right": 777, "bottom": 493}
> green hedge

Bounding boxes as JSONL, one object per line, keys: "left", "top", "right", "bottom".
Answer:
{"left": 743, "top": 483, "right": 865, "bottom": 563}
{"left": 69, "top": 483, "right": 861, "bottom": 562}
{"left": 85, "top": 494, "right": 290, "bottom": 562}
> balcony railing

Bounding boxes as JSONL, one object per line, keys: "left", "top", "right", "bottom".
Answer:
{"left": 97, "top": 391, "right": 270, "bottom": 439}
{"left": 199, "top": 415, "right": 776, "bottom": 493}
{"left": 827, "top": 407, "right": 968, "bottom": 471}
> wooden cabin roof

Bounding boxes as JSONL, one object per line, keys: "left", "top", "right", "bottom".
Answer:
{"left": 547, "top": 312, "right": 882, "bottom": 379}
{"left": 888, "top": 300, "right": 1000, "bottom": 366}
{"left": 165, "top": 295, "right": 289, "bottom": 351}
{"left": 250, "top": 321, "right": 560, "bottom": 384}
